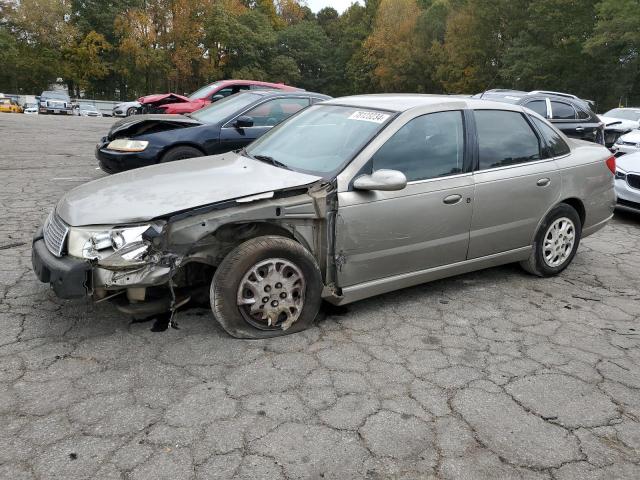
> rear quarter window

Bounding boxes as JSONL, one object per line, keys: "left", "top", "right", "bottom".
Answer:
{"left": 530, "top": 116, "right": 571, "bottom": 157}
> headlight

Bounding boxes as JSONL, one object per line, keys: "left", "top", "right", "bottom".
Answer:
{"left": 106, "top": 139, "right": 149, "bottom": 152}
{"left": 615, "top": 168, "right": 627, "bottom": 180}
{"left": 68, "top": 225, "right": 150, "bottom": 260}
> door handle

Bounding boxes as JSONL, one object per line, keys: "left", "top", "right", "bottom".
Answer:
{"left": 537, "top": 178, "right": 551, "bottom": 187}
{"left": 443, "top": 194, "right": 462, "bottom": 205}
{"left": 575, "top": 127, "right": 584, "bottom": 132}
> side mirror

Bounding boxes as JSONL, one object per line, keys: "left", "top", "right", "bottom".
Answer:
{"left": 211, "top": 94, "right": 225, "bottom": 102}
{"left": 353, "top": 169, "right": 407, "bottom": 191}
{"left": 234, "top": 116, "right": 254, "bottom": 128}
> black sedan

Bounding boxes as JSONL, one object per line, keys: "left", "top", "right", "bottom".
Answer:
{"left": 472, "top": 89, "right": 605, "bottom": 145}
{"left": 96, "top": 90, "right": 330, "bottom": 173}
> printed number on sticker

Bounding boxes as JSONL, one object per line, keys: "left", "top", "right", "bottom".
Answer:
{"left": 348, "top": 111, "right": 390, "bottom": 123}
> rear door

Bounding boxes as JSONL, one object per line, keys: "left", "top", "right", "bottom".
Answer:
{"left": 549, "top": 100, "right": 599, "bottom": 143}
{"left": 468, "top": 109, "right": 561, "bottom": 259}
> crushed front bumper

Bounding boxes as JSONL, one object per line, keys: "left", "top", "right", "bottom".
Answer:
{"left": 31, "top": 229, "right": 92, "bottom": 298}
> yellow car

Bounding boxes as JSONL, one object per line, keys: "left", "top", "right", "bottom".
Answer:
{"left": 0, "top": 98, "right": 23, "bottom": 113}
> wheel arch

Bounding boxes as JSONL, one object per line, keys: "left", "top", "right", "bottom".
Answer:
{"left": 159, "top": 142, "right": 207, "bottom": 161}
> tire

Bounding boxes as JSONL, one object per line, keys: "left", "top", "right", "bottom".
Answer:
{"left": 126, "top": 107, "right": 137, "bottom": 116}
{"left": 211, "top": 236, "right": 323, "bottom": 339}
{"left": 159, "top": 146, "right": 204, "bottom": 163}
{"left": 520, "top": 203, "right": 582, "bottom": 277}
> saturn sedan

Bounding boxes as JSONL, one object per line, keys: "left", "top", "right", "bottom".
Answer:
{"left": 95, "top": 90, "right": 330, "bottom": 173}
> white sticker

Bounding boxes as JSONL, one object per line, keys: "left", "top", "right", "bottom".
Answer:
{"left": 348, "top": 111, "right": 390, "bottom": 123}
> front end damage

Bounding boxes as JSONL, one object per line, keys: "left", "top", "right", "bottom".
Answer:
{"left": 82, "top": 182, "right": 341, "bottom": 319}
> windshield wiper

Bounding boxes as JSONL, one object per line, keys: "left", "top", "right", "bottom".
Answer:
{"left": 252, "top": 154, "right": 291, "bottom": 171}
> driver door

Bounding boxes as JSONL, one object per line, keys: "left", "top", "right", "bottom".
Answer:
{"left": 335, "top": 110, "right": 474, "bottom": 287}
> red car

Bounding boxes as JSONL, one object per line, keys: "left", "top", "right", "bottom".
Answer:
{"left": 138, "top": 80, "right": 301, "bottom": 114}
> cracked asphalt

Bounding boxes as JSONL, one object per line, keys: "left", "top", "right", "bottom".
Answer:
{"left": 1, "top": 113, "right": 639, "bottom": 479}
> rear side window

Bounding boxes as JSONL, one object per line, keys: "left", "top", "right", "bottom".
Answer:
{"left": 524, "top": 100, "right": 547, "bottom": 117}
{"left": 372, "top": 111, "right": 465, "bottom": 181}
{"left": 474, "top": 110, "right": 541, "bottom": 170}
{"left": 530, "top": 116, "right": 571, "bottom": 157}
{"left": 550, "top": 101, "right": 576, "bottom": 120}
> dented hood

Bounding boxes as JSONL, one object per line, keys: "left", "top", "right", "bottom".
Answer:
{"left": 56, "top": 153, "right": 322, "bottom": 226}
{"left": 108, "top": 114, "right": 202, "bottom": 139}
{"left": 138, "top": 92, "right": 191, "bottom": 105}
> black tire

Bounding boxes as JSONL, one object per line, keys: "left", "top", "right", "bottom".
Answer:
{"left": 520, "top": 203, "right": 582, "bottom": 277}
{"left": 159, "top": 146, "right": 204, "bottom": 163}
{"left": 211, "top": 236, "right": 323, "bottom": 339}
{"left": 126, "top": 107, "right": 137, "bottom": 116}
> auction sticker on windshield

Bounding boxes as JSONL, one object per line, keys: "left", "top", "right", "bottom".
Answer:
{"left": 348, "top": 111, "right": 390, "bottom": 123}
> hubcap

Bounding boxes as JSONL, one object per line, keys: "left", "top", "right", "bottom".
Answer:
{"left": 542, "top": 217, "right": 576, "bottom": 268}
{"left": 237, "top": 258, "right": 305, "bottom": 330}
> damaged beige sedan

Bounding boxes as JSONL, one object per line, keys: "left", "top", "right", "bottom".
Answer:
{"left": 32, "top": 95, "right": 616, "bottom": 338}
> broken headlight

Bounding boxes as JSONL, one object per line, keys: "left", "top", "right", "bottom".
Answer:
{"left": 106, "top": 139, "right": 149, "bottom": 152}
{"left": 67, "top": 225, "right": 151, "bottom": 261}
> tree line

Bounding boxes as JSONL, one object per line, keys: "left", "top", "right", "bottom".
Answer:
{"left": 0, "top": 0, "right": 638, "bottom": 111}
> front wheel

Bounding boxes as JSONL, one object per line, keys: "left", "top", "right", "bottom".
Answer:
{"left": 520, "top": 204, "right": 582, "bottom": 277}
{"left": 159, "top": 146, "right": 203, "bottom": 163}
{"left": 126, "top": 107, "right": 138, "bottom": 116}
{"left": 211, "top": 236, "right": 323, "bottom": 338}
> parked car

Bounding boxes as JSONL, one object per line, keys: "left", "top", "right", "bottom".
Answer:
{"left": 612, "top": 129, "right": 640, "bottom": 156}
{"left": 96, "top": 90, "right": 329, "bottom": 173}
{"left": 599, "top": 116, "right": 638, "bottom": 148}
{"left": 32, "top": 95, "right": 615, "bottom": 338}
{"left": 23, "top": 103, "right": 38, "bottom": 114}
{"left": 473, "top": 89, "right": 605, "bottom": 145}
{"left": 74, "top": 103, "right": 103, "bottom": 117}
{"left": 602, "top": 107, "right": 640, "bottom": 125}
{"left": 614, "top": 152, "right": 640, "bottom": 212}
{"left": 112, "top": 101, "right": 141, "bottom": 117}
{"left": 138, "top": 80, "right": 301, "bottom": 115}
{"left": 0, "top": 97, "right": 23, "bottom": 113}
{"left": 39, "top": 91, "right": 73, "bottom": 115}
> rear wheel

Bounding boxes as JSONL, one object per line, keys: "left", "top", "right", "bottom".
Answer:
{"left": 520, "top": 204, "right": 582, "bottom": 277}
{"left": 160, "top": 146, "right": 204, "bottom": 163}
{"left": 211, "top": 236, "right": 323, "bottom": 338}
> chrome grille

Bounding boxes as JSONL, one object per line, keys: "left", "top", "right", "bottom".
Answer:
{"left": 43, "top": 212, "right": 69, "bottom": 257}
{"left": 627, "top": 174, "right": 640, "bottom": 191}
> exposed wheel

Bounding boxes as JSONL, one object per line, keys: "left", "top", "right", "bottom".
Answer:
{"left": 159, "top": 146, "right": 203, "bottom": 163}
{"left": 211, "top": 236, "right": 323, "bottom": 338}
{"left": 520, "top": 203, "right": 582, "bottom": 277}
{"left": 126, "top": 107, "right": 138, "bottom": 116}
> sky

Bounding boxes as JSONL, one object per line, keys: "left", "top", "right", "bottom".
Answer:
{"left": 305, "top": 0, "right": 362, "bottom": 13}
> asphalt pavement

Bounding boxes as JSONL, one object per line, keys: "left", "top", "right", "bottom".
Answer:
{"left": 1, "top": 113, "right": 639, "bottom": 479}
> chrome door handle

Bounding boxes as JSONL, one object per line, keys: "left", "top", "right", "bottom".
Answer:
{"left": 537, "top": 178, "right": 551, "bottom": 187}
{"left": 575, "top": 127, "right": 584, "bottom": 132}
{"left": 443, "top": 194, "right": 462, "bottom": 204}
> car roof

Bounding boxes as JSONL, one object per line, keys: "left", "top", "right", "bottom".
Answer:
{"left": 322, "top": 94, "right": 525, "bottom": 113}
{"left": 607, "top": 107, "right": 640, "bottom": 112}
{"left": 251, "top": 90, "right": 330, "bottom": 100}
{"left": 215, "top": 79, "right": 300, "bottom": 89}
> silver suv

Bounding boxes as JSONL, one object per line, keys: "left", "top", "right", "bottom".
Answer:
{"left": 32, "top": 95, "right": 616, "bottom": 338}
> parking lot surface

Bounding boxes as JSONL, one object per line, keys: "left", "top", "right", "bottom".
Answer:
{"left": 1, "top": 113, "right": 639, "bottom": 479}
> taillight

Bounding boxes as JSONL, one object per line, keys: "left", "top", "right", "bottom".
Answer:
{"left": 605, "top": 155, "right": 616, "bottom": 175}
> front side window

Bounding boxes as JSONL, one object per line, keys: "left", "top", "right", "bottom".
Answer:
{"left": 245, "top": 105, "right": 393, "bottom": 175}
{"left": 243, "top": 98, "right": 309, "bottom": 127}
{"left": 371, "top": 111, "right": 465, "bottom": 181}
{"left": 475, "top": 110, "right": 541, "bottom": 169}
{"left": 524, "top": 100, "right": 547, "bottom": 117}
{"left": 531, "top": 116, "right": 571, "bottom": 157}
{"left": 550, "top": 101, "right": 577, "bottom": 120}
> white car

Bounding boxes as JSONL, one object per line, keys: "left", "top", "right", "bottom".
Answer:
{"left": 75, "top": 103, "right": 103, "bottom": 117}
{"left": 112, "top": 101, "right": 140, "bottom": 117}
{"left": 603, "top": 107, "right": 640, "bottom": 126}
{"left": 615, "top": 152, "right": 640, "bottom": 212}
{"left": 23, "top": 103, "right": 38, "bottom": 114}
{"left": 613, "top": 129, "right": 640, "bottom": 156}
{"left": 600, "top": 115, "right": 639, "bottom": 147}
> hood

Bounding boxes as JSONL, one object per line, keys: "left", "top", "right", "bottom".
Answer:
{"left": 56, "top": 153, "right": 322, "bottom": 226}
{"left": 617, "top": 153, "right": 640, "bottom": 173}
{"left": 108, "top": 114, "right": 203, "bottom": 139}
{"left": 138, "top": 92, "right": 190, "bottom": 105}
{"left": 618, "top": 129, "right": 640, "bottom": 144}
{"left": 600, "top": 116, "right": 639, "bottom": 131}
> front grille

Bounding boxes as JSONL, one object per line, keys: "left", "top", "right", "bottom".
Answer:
{"left": 628, "top": 174, "right": 640, "bottom": 190}
{"left": 43, "top": 212, "right": 69, "bottom": 257}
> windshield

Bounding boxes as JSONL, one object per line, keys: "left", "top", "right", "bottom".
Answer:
{"left": 190, "top": 92, "right": 260, "bottom": 124}
{"left": 604, "top": 109, "right": 640, "bottom": 122}
{"left": 245, "top": 105, "right": 394, "bottom": 176}
{"left": 188, "top": 82, "right": 222, "bottom": 100}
